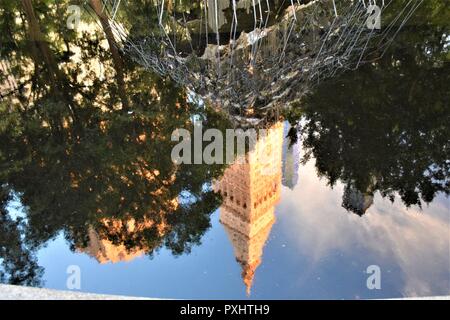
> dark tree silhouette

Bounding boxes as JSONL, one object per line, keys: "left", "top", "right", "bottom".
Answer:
{"left": 0, "top": 189, "right": 44, "bottom": 286}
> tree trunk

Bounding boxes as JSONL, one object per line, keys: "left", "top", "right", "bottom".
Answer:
{"left": 20, "top": 0, "right": 83, "bottom": 136}
{"left": 89, "top": 0, "right": 130, "bottom": 111}
{"left": 20, "top": 0, "right": 62, "bottom": 82}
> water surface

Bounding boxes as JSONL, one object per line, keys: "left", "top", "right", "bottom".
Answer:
{"left": 0, "top": 0, "right": 448, "bottom": 299}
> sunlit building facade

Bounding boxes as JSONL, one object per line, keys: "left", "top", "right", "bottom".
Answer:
{"left": 214, "top": 122, "right": 283, "bottom": 295}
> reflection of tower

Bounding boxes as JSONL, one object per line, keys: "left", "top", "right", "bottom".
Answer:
{"left": 79, "top": 217, "right": 168, "bottom": 264}
{"left": 81, "top": 221, "right": 147, "bottom": 264}
{"left": 78, "top": 168, "right": 178, "bottom": 264}
{"left": 214, "top": 122, "right": 283, "bottom": 295}
{"left": 72, "top": 164, "right": 179, "bottom": 264}
{"left": 282, "top": 122, "right": 300, "bottom": 190}
{"left": 342, "top": 184, "right": 374, "bottom": 217}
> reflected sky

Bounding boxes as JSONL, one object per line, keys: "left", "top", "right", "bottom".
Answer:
{"left": 278, "top": 158, "right": 450, "bottom": 299}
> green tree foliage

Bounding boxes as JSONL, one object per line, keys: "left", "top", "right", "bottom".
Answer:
{"left": 0, "top": 0, "right": 229, "bottom": 283}
{"left": 0, "top": 189, "right": 43, "bottom": 286}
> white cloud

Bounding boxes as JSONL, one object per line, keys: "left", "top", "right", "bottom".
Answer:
{"left": 278, "top": 159, "right": 450, "bottom": 297}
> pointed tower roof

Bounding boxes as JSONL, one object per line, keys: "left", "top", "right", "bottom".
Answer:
{"left": 240, "top": 259, "right": 262, "bottom": 296}
{"left": 222, "top": 211, "right": 275, "bottom": 295}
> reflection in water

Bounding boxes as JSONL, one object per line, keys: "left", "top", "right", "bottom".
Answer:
{"left": 0, "top": 0, "right": 228, "bottom": 284}
{"left": 115, "top": 0, "right": 425, "bottom": 124}
{"left": 80, "top": 215, "right": 171, "bottom": 264}
{"left": 281, "top": 160, "right": 449, "bottom": 297}
{"left": 215, "top": 122, "right": 284, "bottom": 295}
{"left": 78, "top": 167, "right": 179, "bottom": 264}
{"left": 82, "top": 225, "right": 147, "bottom": 264}
{"left": 282, "top": 123, "right": 300, "bottom": 190}
{"left": 0, "top": 192, "right": 43, "bottom": 286}
{"left": 0, "top": 0, "right": 448, "bottom": 298}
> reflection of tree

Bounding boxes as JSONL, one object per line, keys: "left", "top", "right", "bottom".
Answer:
{"left": 0, "top": 189, "right": 43, "bottom": 286}
{"left": 2, "top": 98, "right": 227, "bottom": 257}
{"left": 287, "top": 14, "right": 449, "bottom": 212}
{"left": 0, "top": 0, "right": 229, "bottom": 276}
{"left": 89, "top": 0, "right": 130, "bottom": 111}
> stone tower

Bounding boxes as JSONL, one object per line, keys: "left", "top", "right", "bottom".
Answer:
{"left": 214, "top": 122, "right": 284, "bottom": 295}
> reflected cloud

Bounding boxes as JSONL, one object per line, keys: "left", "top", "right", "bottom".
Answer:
{"left": 280, "top": 159, "right": 450, "bottom": 297}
